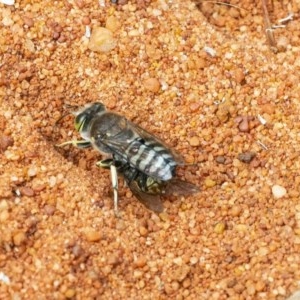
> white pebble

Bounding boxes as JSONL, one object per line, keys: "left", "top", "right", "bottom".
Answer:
{"left": 0, "top": 272, "right": 10, "bottom": 284}
{"left": 49, "top": 176, "right": 57, "bottom": 187}
{"left": 85, "top": 26, "right": 91, "bottom": 38}
{"left": 272, "top": 185, "right": 287, "bottom": 199}
{"left": 0, "top": 0, "right": 15, "bottom": 5}
{"left": 204, "top": 46, "right": 216, "bottom": 57}
{"left": 27, "top": 166, "right": 37, "bottom": 177}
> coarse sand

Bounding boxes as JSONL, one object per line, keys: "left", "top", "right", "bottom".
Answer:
{"left": 1, "top": 0, "right": 300, "bottom": 299}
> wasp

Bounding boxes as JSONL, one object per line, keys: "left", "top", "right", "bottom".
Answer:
{"left": 58, "top": 102, "right": 199, "bottom": 214}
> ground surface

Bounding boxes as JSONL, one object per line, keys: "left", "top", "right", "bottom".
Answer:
{"left": 1, "top": 0, "right": 300, "bottom": 299}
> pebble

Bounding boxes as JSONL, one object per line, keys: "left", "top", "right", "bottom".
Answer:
{"left": 27, "top": 166, "right": 37, "bottom": 177}
{"left": 229, "top": 206, "right": 242, "bottom": 217}
{"left": 0, "top": 135, "right": 14, "bottom": 152}
{"left": 106, "top": 16, "right": 121, "bottom": 32}
{"left": 4, "top": 150, "right": 20, "bottom": 161}
{"left": 216, "top": 156, "right": 226, "bottom": 164}
{"left": 0, "top": 210, "right": 9, "bottom": 222}
{"left": 214, "top": 222, "right": 226, "bottom": 234}
{"left": 0, "top": 200, "right": 8, "bottom": 211}
{"left": 88, "top": 27, "right": 117, "bottom": 53}
{"left": 143, "top": 78, "right": 160, "bottom": 93}
{"left": 216, "top": 99, "right": 235, "bottom": 123}
{"left": 44, "top": 205, "right": 56, "bottom": 216}
{"left": 139, "top": 226, "right": 148, "bottom": 236}
{"left": 189, "top": 136, "right": 200, "bottom": 147}
{"left": 238, "top": 117, "right": 250, "bottom": 132}
{"left": 49, "top": 176, "right": 57, "bottom": 187}
{"left": 204, "top": 178, "right": 216, "bottom": 188}
{"left": 234, "top": 68, "right": 245, "bottom": 84}
{"left": 19, "top": 187, "right": 35, "bottom": 197}
{"left": 238, "top": 152, "right": 256, "bottom": 163}
{"left": 134, "top": 256, "right": 147, "bottom": 268}
{"left": 23, "top": 16, "right": 34, "bottom": 27}
{"left": 260, "top": 103, "right": 276, "bottom": 114}
{"left": 13, "top": 231, "right": 27, "bottom": 246}
{"left": 82, "top": 16, "right": 91, "bottom": 25}
{"left": 65, "top": 289, "right": 76, "bottom": 299}
{"left": 84, "top": 228, "right": 102, "bottom": 242}
{"left": 172, "top": 264, "right": 190, "bottom": 282}
{"left": 272, "top": 185, "right": 287, "bottom": 199}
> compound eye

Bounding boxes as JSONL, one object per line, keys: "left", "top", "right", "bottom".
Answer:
{"left": 75, "top": 113, "right": 86, "bottom": 131}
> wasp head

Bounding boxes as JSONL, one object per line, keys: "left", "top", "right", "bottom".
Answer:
{"left": 74, "top": 102, "right": 106, "bottom": 133}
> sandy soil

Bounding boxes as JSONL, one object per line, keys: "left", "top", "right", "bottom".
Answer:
{"left": 1, "top": 0, "right": 300, "bottom": 299}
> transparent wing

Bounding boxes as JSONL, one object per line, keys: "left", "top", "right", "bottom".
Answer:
{"left": 127, "top": 180, "right": 164, "bottom": 213}
{"left": 163, "top": 178, "right": 200, "bottom": 196}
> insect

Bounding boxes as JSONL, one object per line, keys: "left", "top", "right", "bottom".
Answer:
{"left": 58, "top": 102, "right": 199, "bottom": 214}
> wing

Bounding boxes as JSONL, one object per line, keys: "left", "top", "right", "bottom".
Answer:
{"left": 163, "top": 178, "right": 200, "bottom": 196}
{"left": 127, "top": 180, "right": 164, "bottom": 213}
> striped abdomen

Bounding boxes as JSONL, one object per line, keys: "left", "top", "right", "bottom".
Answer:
{"left": 125, "top": 138, "right": 177, "bottom": 181}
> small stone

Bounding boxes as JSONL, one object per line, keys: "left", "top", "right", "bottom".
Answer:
{"left": 84, "top": 228, "right": 102, "bottom": 242}
{"left": 172, "top": 264, "right": 190, "bottom": 282}
{"left": 235, "top": 224, "right": 248, "bottom": 232}
{"left": 4, "top": 150, "right": 20, "bottom": 161}
{"left": 82, "top": 16, "right": 91, "bottom": 25}
{"left": 44, "top": 205, "right": 56, "bottom": 216}
{"left": 216, "top": 99, "right": 235, "bottom": 123}
{"left": 234, "top": 68, "right": 245, "bottom": 84}
{"left": 0, "top": 200, "right": 8, "bottom": 211}
{"left": 238, "top": 152, "right": 256, "bottom": 163}
{"left": 13, "top": 231, "right": 27, "bottom": 246}
{"left": 229, "top": 206, "right": 242, "bottom": 217}
{"left": 238, "top": 117, "right": 249, "bottom": 132}
{"left": 216, "top": 156, "right": 226, "bottom": 164}
{"left": 49, "top": 176, "right": 57, "bottom": 187}
{"left": 0, "top": 135, "right": 14, "bottom": 152}
{"left": 0, "top": 210, "right": 9, "bottom": 222}
{"left": 214, "top": 222, "right": 226, "bottom": 234}
{"left": 65, "top": 289, "right": 76, "bottom": 299}
{"left": 257, "top": 246, "right": 269, "bottom": 256}
{"left": 204, "top": 178, "right": 216, "bottom": 188}
{"left": 249, "top": 157, "right": 261, "bottom": 168}
{"left": 139, "top": 226, "right": 148, "bottom": 236}
{"left": 189, "top": 136, "right": 200, "bottom": 147}
{"left": 159, "top": 212, "right": 169, "bottom": 222}
{"left": 106, "top": 16, "right": 121, "bottom": 32}
{"left": 189, "top": 102, "right": 201, "bottom": 112}
{"left": 75, "top": 0, "right": 85, "bottom": 8}
{"left": 255, "top": 281, "right": 266, "bottom": 292}
{"left": 272, "top": 185, "right": 287, "bottom": 199}
{"left": 143, "top": 78, "right": 160, "bottom": 93}
{"left": 23, "top": 16, "right": 34, "bottom": 27}
{"left": 134, "top": 256, "right": 147, "bottom": 268}
{"left": 277, "top": 36, "right": 289, "bottom": 52}
{"left": 27, "top": 167, "right": 37, "bottom": 177}
{"left": 260, "top": 103, "right": 275, "bottom": 114}
{"left": 133, "top": 270, "right": 143, "bottom": 278}
{"left": 19, "top": 187, "right": 34, "bottom": 197}
{"left": 88, "top": 27, "right": 117, "bottom": 53}
{"left": 216, "top": 107, "right": 230, "bottom": 123}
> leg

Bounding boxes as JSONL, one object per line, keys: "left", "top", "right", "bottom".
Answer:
{"left": 110, "top": 164, "right": 119, "bottom": 217}
{"left": 56, "top": 140, "right": 92, "bottom": 149}
{"left": 96, "top": 159, "right": 120, "bottom": 217}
